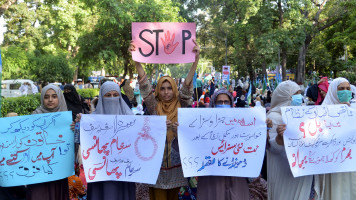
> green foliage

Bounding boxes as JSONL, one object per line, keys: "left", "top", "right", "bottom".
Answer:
{"left": 28, "top": 52, "right": 75, "bottom": 82}
{"left": 76, "top": 88, "right": 99, "bottom": 98}
{"left": 1, "top": 94, "right": 41, "bottom": 117}
{"left": 1, "top": 0, "right": 355, "bottom": 83}
{"left": 0, "top": 88, "right": 99, "bottom": 117}
{"left": 77, "top": 0, "right": 184, "bottom": 78}
{"left": 1, "top": 46, "right": 31, "bottom": 80}
{"left": 1, "top": 45, "right": 75, "bottom": 82}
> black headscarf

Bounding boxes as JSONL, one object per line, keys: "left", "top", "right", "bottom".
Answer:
{"left": 63, "top": 84, "right": 85, "bottom": 120}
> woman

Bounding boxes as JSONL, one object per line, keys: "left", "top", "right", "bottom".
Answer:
{"left": 129, "top": 40, "right": 199, "bottom": 200}
{"left": 63, "top": 84, "right": 90, "bottom": 165}
{"left": 197, "top": 88, "right": 250, "bottom": 200}
{"left": 321, "top": 77, "right": 355, "bottom": 199}
{"left": 27, "top": 84, "right": 70, "bottom": 200}
{"left": 121, "top": 79, "right": 135, "bottom": 105}
{"left": 63, "top": 84, "right": 90, "bottom": 121}
{"left": 85, "top": 81, "right": 136, "bottom": 200}
{"left": 315, "top": 77, "right": 329, "bottom": 105}
{"left": 267, "top": 80, "right": 320, "bottom": 200}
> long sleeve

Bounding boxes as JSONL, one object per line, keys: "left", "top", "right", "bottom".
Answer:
{"left": 138, "top": 73, "right": 157, "bottom": 115}
{"left": 179, "top": 81, "right": 193, "bottom": 107}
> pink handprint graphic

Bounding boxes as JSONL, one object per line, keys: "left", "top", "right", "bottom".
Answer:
{"left": 160, "top": 31, "right": 179, "bottom": 54}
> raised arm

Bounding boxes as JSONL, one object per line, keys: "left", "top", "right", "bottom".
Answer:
{"left": 129, "top": 41, "right": 146, "bottom": 78}
{"left": 184, "top": 39, "right": 200, "bottom": 87}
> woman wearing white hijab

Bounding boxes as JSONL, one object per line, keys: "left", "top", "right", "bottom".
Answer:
{"left": 86, "top": 81, "right": 135, "bottom": 200}
{"left": 27, "top": 84, "right": 70, "bottom": 200}
{"left": 267, "top": 80, "right": 321, "bottom": 200}
{"left": 321, "top": 77, "right": 355, "bottom": 200}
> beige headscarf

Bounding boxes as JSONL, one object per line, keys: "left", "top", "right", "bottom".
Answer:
{"left": 33, "top": 84, "right": 68, "bottom": 114}
{"left": 269, "top": 80, "right": 301, "bottom": 114}
{"left": 155, "top": 76, "right": 181, "bottom": 143}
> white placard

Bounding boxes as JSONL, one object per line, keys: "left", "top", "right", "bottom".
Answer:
{"left": 178, "top": 108, "right": 266, "bottom": 177}
{"left": 222, "top": 65, "right": 230, "bottom": 81}
{"left": 281, "top": 105, "right": 356, "bottom": 177}
{"left": 80, "top": 115, "right": 166, "bottom": 184}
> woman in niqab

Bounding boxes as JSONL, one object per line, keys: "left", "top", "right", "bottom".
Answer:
{"left": 86, "top": 81, "right": 135, "bottom": 200}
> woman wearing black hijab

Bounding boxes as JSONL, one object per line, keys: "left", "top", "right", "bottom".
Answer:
{"left": 63, "top": 84, "right": 90, "bottom": 120}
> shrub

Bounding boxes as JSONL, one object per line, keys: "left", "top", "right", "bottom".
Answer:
{"left": 0, "top": 88, "right": 99, "bottom": 117}
{"left": 77, "top": 88, "right": 100, "bottom": 99}
{"left": 1, "top": 94, "right": 41, "bottom": 117}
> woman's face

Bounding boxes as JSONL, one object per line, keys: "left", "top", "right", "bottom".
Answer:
{"left": 44, "top": 89, "right": 59, "bottom": 109}
{"left": 294, "top": 90, "right": 302, "bottom": 95}
{"left": 319, "top": 89, "right": 327, "bottom": 98}
{"left": 337, "top": 82, "right": 350, "bottom": 91}
{"left": 63, "top": 89, "right": 71, "bottom": 93}
{"left": 215, "top": 94, "right": 231, "bottom": 106}
{"left": 159, "top": 81, "right": 173, "bottom": 101}
{"left": 104, "top": 90, "right": 120, "bottom": 98}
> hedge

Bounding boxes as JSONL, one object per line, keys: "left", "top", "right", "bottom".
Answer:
{"left": 76, "top": 88, "right": 100, "bottom": 99}
{"left": 1, "top": 88, "right": 99, "bottom": 117}
{"left": 1, "top": 94, "right": 41, "bottom": 117}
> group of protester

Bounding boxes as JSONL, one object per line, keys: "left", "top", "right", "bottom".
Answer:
{"left": 1, "top": 39, "right": 355, "bottom": 200}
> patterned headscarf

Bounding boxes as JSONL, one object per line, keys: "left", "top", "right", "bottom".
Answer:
{"left": 209, "top": 88, "right": 234, "bottom": 108}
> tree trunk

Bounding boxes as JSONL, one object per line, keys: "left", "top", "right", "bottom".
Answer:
{"left": 128, "top": 65, "right": 133, "bottom": 79}
{"left": 296, "top": 44, "right": 306, "bottom": 84}
{"left": 247, "top": 58, "right": 254, "bottom": 82}
{"left": 281, "top": 47, "right": 287, "bottom": 81}
{"left": 296, "top": 35, "right": 312, "bottom": 83}
{"left": 73, "top": 66, "right": 79, "bottom": 83}
{"left": 262, "top": 56, "right": 267, "bottom": 79}
{"left": 123, "top": 58, "right": 128, "bottom": 79}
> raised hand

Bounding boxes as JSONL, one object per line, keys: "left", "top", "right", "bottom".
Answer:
{"left": 161, "top": 31, "right": 179, "bottom": 54}
{"left": 128, "top": 41, "right": 136, "bottom": 53}
{"left": 192, "top": 39, "right": 200, "bottom": 61}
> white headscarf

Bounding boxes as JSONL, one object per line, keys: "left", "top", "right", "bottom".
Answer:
{"left": 322, "top": 77, "right": 350, "bottom": 105}
{"left": 269, "top": 80, "right": 301, "bottom": 114}
{"left": 93, "top": 81, "right": 133, "bottom": 115}
{"left": 33, "top": 84, "right": 68, "bottom": 114}
{"left": 255, "top": 101, "right": 262, "bottom": 107}
{"left": 351, "top": 85, "right": 356, "bottom": 96}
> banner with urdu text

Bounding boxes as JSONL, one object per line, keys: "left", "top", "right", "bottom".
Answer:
{"left": 0, "top": 111, "right": 74, "bottom": 187}
{"left": 281, "top": 105, "right": 356, "bottom": 177}
{"left": 80, "top": 114, "right": 166, "bottom": 184}
{"left": 178, "top": 108, "right": 267, "bottom": 178}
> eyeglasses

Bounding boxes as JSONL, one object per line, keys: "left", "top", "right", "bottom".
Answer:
{"left": 216, "top": 100, "right": 231, "bottom": 105}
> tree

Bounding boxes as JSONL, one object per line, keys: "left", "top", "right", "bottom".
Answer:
{"left": 0, "top": 0, "right": 16, "bottom": 16}
{"left": 77, "top": 0, "right": 184, "bottom": 79}
{"left": 295, "top": 0, "right": 349, "bottom": 83}
{"left": 28, "top": 51, "right": 75, "bottom": 82}
{"left": 1, "top": 46, "right": 30, "bottom": 79}
{"left": 2, "top": 0, "right": 95, "bottom": 81}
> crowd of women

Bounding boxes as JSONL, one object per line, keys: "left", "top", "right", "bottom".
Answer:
{"left": 1, "top": 39, "right": 355, "bottom": 200}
